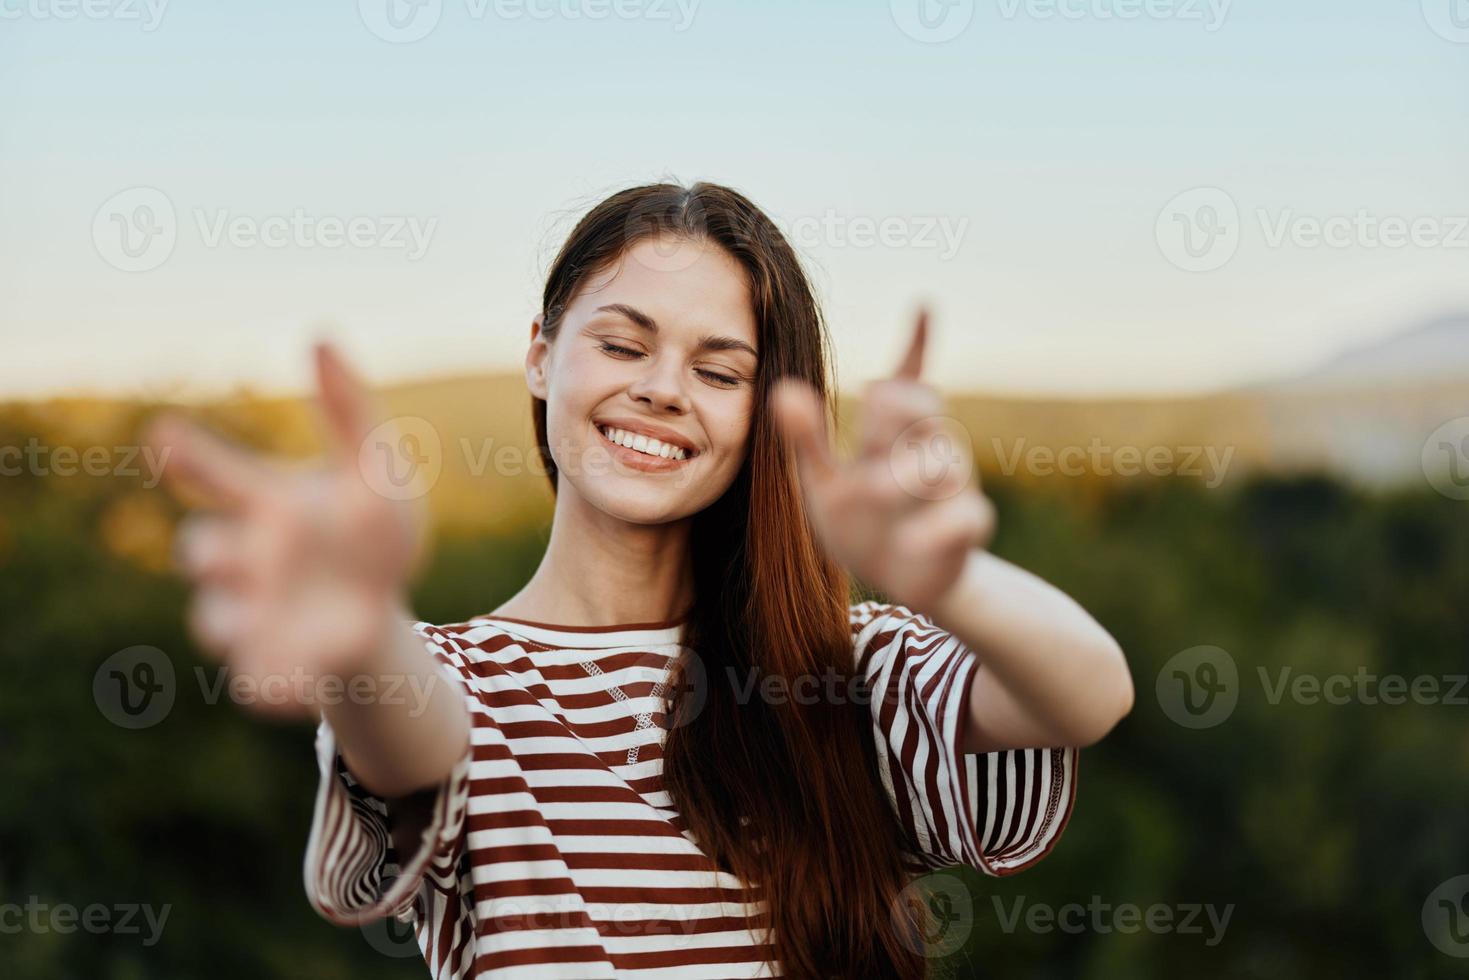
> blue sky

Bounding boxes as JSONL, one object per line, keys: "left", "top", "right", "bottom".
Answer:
{"left": 3, "top": 0, "right": 1466, "bottom": 398}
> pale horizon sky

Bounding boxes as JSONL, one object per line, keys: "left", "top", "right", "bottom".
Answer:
{"left": 4, "top": 0, "right": 1467, "bottom": 401}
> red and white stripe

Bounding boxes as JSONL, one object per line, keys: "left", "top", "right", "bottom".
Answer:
{"left": 301, "top": 605, "right": 1078, "bottom": 977}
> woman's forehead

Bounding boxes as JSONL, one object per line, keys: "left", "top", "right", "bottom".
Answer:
{"left": 571, "top": 238, "right": 758, "bottom": 343}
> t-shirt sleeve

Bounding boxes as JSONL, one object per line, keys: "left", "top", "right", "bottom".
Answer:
{"left": 850, "top": 600, "right": 1079, "bottom": 876}
{"left": 302, "top": 621, "right": 477, "bottom": 933}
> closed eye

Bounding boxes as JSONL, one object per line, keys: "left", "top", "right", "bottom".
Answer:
{"left": 597, "top": 342, "right": 743, "bottom": 388}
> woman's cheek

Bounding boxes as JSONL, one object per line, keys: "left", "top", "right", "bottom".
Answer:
{"left": 711, "top": 406, "right": 755, "bottom": 464}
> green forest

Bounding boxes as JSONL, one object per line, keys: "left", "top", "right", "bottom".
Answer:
{"left": 2, "top": 406, "right": 1467, "bottom": 980}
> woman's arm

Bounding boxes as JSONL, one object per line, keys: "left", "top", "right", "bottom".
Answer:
{"left": 771, "top": 308, "right": 1133, "bottom": 755}
{"left": 149, "top": 342, "right": 470, "bottom": 800}
{"left": 931, "top": 550, "right": 1132, "bottom": 752}
{"left": 321, "top": 611, "right": 472, "bottom": 798}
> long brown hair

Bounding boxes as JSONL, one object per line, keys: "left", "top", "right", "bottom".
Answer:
{"left": 531, "top": 182, "right": 924, "bottom": 978}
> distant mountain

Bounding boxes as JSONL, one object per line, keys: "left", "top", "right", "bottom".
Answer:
{"left": 1270, "top": 314, "right": 1469, "bottom": 391}
{"left": 1228, "top": 314, "right": 1468, "bottom": 484}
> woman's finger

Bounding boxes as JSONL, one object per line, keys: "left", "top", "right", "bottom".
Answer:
{"left": 769, "top": 377, "right": 839, "bottom": 492}
{"left": 174, "top": 514, "right": 250, "bottom": 585}
{"left": 186, "top": 585, "right": 248, "bottom": 660}
{"left": 144, "top": 413, "right": 269, "bottom": 511}
{"left": 313, "top": 340, "right": 381, "bottom": 463}
{"left": 897, "top": 488, "right": 996, "bottom": 556}
{"left": 892, "top": 307, "right": 928, "bottom": 382}
{"left": 856, "top": 379, "right": 946, "bottom": 461}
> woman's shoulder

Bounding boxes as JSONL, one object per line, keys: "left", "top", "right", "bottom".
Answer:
{"left": 848, "top": 598, "right": 938, "bottom": 634}
{"left": 405, "top": 613, "right": 689, "bottom": 655}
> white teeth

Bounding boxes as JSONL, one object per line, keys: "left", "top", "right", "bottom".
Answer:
{"left": 599, "top": 426, "right": 689, "bottom": 461}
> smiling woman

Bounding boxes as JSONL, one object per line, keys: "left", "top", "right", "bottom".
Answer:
{"left": 147, "top": 180, "right": 1130, "bottom": 980}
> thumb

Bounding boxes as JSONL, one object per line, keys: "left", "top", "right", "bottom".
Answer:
{"left": 769, "top": 377, "right": 838, "bottom": 489}
{"left": 144, "top": 412, "right": 266, "bottom": 510}
{"left": 313, "top": 340, "right": 381, "bottom": 461}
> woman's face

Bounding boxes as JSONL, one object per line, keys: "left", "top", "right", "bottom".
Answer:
{"left": 526, "top": 234, "right": 760, "bottom": 525}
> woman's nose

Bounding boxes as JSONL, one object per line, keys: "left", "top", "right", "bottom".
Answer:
{"left": 629, "top": 357, "right": 692, "bottom": 414}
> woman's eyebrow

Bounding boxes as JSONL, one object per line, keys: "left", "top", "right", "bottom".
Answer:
{"left": 591, "top": 303, "right": 758, "bottom": 359}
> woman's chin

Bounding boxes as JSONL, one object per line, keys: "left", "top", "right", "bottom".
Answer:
{"left": 582, "top": 483, "right": 706, "bottom": 527}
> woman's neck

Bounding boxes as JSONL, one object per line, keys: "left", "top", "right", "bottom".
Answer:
{"left": 490, "top": 487, "right": 696, "bottom": 627}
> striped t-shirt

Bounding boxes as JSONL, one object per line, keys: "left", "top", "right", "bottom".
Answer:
{"left": 303, "top": 601, "right": 1079, "bottom": 979}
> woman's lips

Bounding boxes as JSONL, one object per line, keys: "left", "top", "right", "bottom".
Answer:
{"left": 595, "top": 424, "right": 696, "bottom": 472}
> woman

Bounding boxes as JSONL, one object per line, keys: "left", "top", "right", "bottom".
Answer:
{"left": 147, "top": 182, "right": 1133, "bottom": 978}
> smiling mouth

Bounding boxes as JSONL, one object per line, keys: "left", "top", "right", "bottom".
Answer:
{"left": 596, "top": 424, "right": 697, "bottom": 462}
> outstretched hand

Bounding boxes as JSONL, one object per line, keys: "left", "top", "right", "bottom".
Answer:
{"left": 769, "top": 309, "right": 994, "bottom": 613}
{"left": 144, "top": 342, "right": 430, "bottom": 718}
